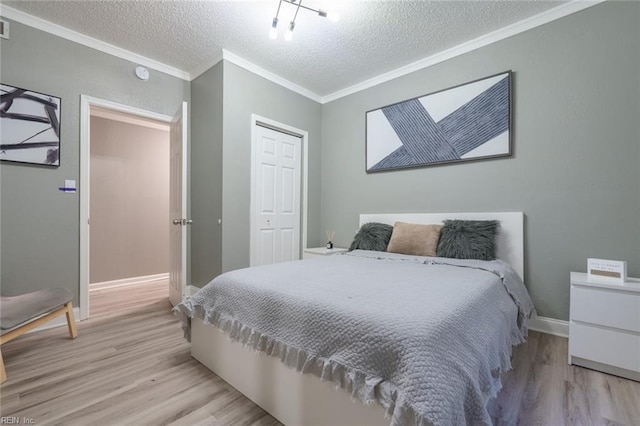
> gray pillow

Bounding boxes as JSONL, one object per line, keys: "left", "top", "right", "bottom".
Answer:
{"left": 349, "top": 222, "right": 394, "bottom": 252}
{"left": 436, "top": 220, "right": 499, "bottom": 260}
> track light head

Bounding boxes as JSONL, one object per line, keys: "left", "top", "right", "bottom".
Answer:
{"left": 269, "top": 17, "right": 279, "bottom": 39}
{"left": 270, "top": 0, "right": 338, "bottom": 40}
{"left": 284, "top": 21, "right": 295, "bottom": 41}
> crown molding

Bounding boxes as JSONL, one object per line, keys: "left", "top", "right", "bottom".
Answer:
{"left": 220, "top": 50, "right": 322, "bottom": 103}
{"left": 189, "top": 50, "right": 224, "bottom": 81}
{"left": 0, "top": 4, "right": 190, "bottom": 80}
{"left": 188, "top": 49, "right": 322, "bottom": 104}
{"left": 320, "top": 0, "right": 606, "bottom": 103}
{"left": 2, "top": 0, "right": 605, "bottom": 104}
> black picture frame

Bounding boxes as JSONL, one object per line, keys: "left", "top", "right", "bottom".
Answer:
{"left": 1, "top": 83, "right": 61, "bottom": 167}
{"left": 365, "top": 71, "right": 512, "bottom": 173}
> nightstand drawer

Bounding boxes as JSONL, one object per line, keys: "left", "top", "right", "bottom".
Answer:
{"left": 569, "top": 323, "right": 640, "bottom": 372}
{"left": 570, "top": 285, "right": 640, "bottom": 332}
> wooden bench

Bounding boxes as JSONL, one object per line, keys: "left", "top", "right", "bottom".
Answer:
{"left": 1, "top": 288, "right": 78, "bottom": 383}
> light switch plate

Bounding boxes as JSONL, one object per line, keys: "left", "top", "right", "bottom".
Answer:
{"left": 59, "top": 179, "right": 77, "bottom": 193}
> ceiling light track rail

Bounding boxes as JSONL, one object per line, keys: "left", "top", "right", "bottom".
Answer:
{"left": 269, "top": 0, "right": 339, "bottom": 41}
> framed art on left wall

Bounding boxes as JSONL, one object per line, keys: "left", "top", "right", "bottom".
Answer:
{"left": 1, "top": 83, "right": 61, "bottom": 167}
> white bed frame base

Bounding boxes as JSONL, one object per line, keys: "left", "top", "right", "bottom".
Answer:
{"left": 191, "top": 212, "right": 525, "bottom": 425}
{"left": 192, "top": 319, "right": 388, "bottom": 425}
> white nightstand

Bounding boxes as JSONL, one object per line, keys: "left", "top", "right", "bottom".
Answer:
{"left": 303, "top": 247, "right": 348, "bottom": 260}
{"left": 569, "top": 271, "right": 640, "bottom": 381}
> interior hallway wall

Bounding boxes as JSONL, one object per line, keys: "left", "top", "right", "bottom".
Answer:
{"left": 89, "top": 116, "right": 169, "bottom": 284}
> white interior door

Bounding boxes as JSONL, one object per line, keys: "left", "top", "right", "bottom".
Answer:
{"left": 251, "top": 125, "right": 302, "bottom": 266}
{"left": 169, "top": 102, "right": 188, "bottom": 306}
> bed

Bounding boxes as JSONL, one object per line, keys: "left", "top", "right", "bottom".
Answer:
{"left": 176, "top": 212, "right": 535, "bottom": 426}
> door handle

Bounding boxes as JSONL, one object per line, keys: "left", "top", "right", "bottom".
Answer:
{"left": 173, "top": 219, "right": 194, "bottom": 225}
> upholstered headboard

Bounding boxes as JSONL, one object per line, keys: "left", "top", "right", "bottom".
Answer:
{"left": 359, "top": 212, "right": 524, "bottom": 281}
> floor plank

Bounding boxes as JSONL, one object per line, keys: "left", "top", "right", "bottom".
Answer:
{"left": 0, "top": 282, "right": 280, "bottom": 426}
{"left": 1, "top": 281, "right": 638, "bottom": 425}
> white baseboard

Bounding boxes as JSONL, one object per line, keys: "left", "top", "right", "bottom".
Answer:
{"left": 528, "top": 315, "right": 569, "bottom": 338}
{"left": 89, "top": 272, "right": 169, "bottom": 291}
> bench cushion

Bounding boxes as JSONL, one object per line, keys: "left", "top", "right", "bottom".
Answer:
{"left": 1, "top": 288, "right": 73, "bottom": 330}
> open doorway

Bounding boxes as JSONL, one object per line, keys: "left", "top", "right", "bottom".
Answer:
{"left": 88, "top": 107, "right": 170, "bottom": 314}
{"left": 80, "top": 96, "right": 188, "bottom": 320}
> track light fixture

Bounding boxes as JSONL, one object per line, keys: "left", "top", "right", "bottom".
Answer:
{"left": 269, "top": 17, "right": 279, "bottom": 39}
{"left": 284, "top": 21, "right": 295, "bottom": 41}
{"left": 269, "top": 0, "right": 339, "bottom": 41}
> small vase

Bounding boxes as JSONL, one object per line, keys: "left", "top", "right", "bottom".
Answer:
{"left": 326, "top": 241, "right": 333, "bottom": 249}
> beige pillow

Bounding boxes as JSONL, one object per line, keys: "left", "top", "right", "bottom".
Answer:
{"left": 387, "top": 222, "right": 442, "bottom": 257}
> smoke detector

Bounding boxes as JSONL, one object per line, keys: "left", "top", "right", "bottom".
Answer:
{"left": 135, "top": 66, "right": 149, "bottom": 81}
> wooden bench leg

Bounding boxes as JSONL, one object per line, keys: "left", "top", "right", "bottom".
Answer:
{"left": 0, "top": 300, "right": 77, "bottom": 384}
{"left": 65, "top": 302, "right": 78, "bottom": 339}
{"left": 1, "top": 350, "right": 6, "bottom": 384}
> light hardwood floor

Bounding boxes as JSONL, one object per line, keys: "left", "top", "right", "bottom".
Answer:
{"left": 1, "top": 281, "right": 279, "bottom": 426}
{"left": 1, "top": 281, "right": 638, "bottom": 425}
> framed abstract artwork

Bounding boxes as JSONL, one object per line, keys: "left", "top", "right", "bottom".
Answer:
{"left": 366, "top": 71, "right": 512, "bottom": 172}
{"left": 1, "top": 83, "right": 61, "bottom": 167}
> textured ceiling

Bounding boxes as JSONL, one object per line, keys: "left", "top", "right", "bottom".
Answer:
{"left": 3, "top": 0, "right": 566, "bottom": 97}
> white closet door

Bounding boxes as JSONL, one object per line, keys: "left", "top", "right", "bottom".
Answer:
{"left": 251, "top": 125, "right": 301, "bottom": 266}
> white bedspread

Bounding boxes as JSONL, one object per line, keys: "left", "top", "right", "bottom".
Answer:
{"left": 175, "top": 250, "right": 535, "bottom": 426}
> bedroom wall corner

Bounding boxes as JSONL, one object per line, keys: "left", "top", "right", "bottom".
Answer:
{"left": 319, "top": 1, "right": 640, "bottom": 321}
{"left": 221, "top": 61, "right": 323, "bottom": 273}
{"left": 190, "top": 61, "right": 224, "bottom": 287}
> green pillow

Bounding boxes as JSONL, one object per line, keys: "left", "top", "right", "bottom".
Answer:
{"left": 436, "top": 220, "right": 499, "bottom": 260}
{"left": 348, "top": 222, "right": 394, "bottom": 252}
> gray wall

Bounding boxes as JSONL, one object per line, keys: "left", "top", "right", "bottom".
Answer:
{"left": 222, "top": 61, "right": 322, "bottom": 273}
{"left": 90, "top": 117, "right": 169, "bottom": 283}
{"left": 320, "top": 2, "right": 640, "bottom": 321}
{"left": 3, "top": 2, "right": 636, "bottom": 322}
{"left": 0, "top": 19, "right": 189, "bottom": 303}
{"left": 190, "top": 62, "right": 224, "bottom": 287}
